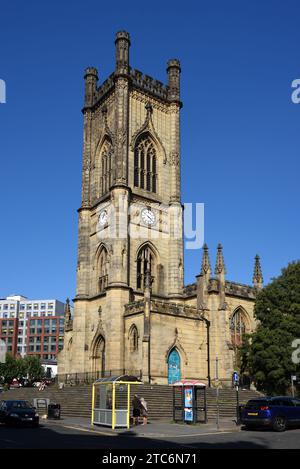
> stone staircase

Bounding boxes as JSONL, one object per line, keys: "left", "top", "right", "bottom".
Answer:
{"left": 1, "top": 385, "right": 261, "bottom": 421}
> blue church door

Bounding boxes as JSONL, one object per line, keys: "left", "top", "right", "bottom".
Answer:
{"left": 168, "top": 348, "right": 181, "bottom": 384}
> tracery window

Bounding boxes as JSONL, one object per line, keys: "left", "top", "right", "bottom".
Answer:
{"left": 134, "top": 134, "right": 157, "bottom": 193}
{"left": 101, "top": 139, "right": 113, "bottom": 195}
{"left": 230, "top": 308, "right": 247, "bottom": 347}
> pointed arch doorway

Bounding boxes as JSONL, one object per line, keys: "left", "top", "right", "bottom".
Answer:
{"left": 168, "top": 348, "right": 181, "bottom": 384}
{"left": 92, "top": 335, "right": 105, "bottom": 378}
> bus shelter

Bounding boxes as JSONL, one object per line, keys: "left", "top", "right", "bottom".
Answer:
{"left": 92, "top": 375, "right": 142, "bottom": 429}
{"left": 173, "top": 379, "right": 207, "bottom": 424}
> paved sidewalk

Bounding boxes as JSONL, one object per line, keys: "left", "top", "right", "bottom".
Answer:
{"left": 43, "top": 416, "right": 240, "bottom": 439}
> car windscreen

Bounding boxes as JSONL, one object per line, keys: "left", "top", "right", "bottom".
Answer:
{"left": 245, "top": 400, "right": 269, "bottom": 409}
{"left": 9, "top": 401, "right": 33, "bottom": 409}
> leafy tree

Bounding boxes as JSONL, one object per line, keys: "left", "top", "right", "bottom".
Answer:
{"left": 0, "top": 354, "right": 44, "bottom": 386}
{"left": 242, "top": 261, "right": 300, "bottom": 395}
{"left": 23, "top": 355, "right": 45, "bottom": 384}
{"left": 0, "top": 354, "right": 25, "bottom": 385}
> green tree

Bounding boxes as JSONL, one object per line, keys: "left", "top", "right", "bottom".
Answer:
{"left": 242, "top": 261, "right": 300, "bottom": 395}
{"left": 23, "top": 355, "right": 45, "bottom": 384}
{"left": 0, "top": 354, "right": 25, "bottom": 385}
{"left": 0, "top": 354, "right": 45, "bottom": 386}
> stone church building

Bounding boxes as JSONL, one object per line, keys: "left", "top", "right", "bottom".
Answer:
{"left": 58, "top": 32, "right": 263, "bottom": 385}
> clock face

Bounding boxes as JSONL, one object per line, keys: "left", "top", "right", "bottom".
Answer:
{"left": 99, "top": 210, "right": 108, "bottom": 226}
{"left": 141, "top": 208, "right": 156, "bottom": 225}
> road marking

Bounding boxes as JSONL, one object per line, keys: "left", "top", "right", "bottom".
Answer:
{"left": 54, "top": 424, "right": 118, "bottom": 437}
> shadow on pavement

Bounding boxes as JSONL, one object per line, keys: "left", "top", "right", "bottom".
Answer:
{"left": 0, "top": 422, "right": 268, "bottom": 449}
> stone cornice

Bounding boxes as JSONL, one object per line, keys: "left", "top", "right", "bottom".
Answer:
{"left": 73, "top": 291, "right": 106, "bottom": 302}
{"left": 124, "top": 299, "right": 202, "bottom": 320}
{"left": 184, "top": 279, "right": 256, "bottom": 300}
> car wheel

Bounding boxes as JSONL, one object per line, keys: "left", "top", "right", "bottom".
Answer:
{"left": 272, "top": 416, "right": 286, "bottom": 432}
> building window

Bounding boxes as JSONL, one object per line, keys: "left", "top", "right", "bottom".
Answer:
{"left": 129, "top": 325, "right": 139, "bottom": 352}
{"left": 100, "top": 139, "right": 113, "bottom": 195}
{"left": 134, "top": 134, "right": 157, "bottom": 193}
{"left": 136, "top": 244, "right": 156, "bottom": 290}
{"left": 97, "top": 246, "right": 108, "bottom": 292}
{"left": 230, "top": 308, "right": 248, "bottom": 347}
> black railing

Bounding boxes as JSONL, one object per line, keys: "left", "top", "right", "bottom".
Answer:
{"left": 56, "top": 369, "right": 143, "bottom": 386}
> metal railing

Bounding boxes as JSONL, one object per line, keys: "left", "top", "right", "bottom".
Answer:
{"left": 56, "top": 369, "right": 142, "bottom": 386}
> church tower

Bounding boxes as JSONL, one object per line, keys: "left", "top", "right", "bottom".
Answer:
{"left": 59, "top": 31, "right": 184, "bottom": 376}
{"left": 59, "top": 32, "right": 259, "bottom": 386}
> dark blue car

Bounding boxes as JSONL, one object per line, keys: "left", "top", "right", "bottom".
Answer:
{"left": 241, "top": 397, "right": 300, "bottom": 432}
{"left": 0, "top": 400, "right": 39, "bottom": 427}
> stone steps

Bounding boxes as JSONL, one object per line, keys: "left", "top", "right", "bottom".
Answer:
{"left": 1, "top": 385, "right": 261, "bottom": 421}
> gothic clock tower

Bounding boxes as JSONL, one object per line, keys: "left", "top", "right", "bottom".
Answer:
{"left": 59, "top": 31, "right": 184, "bottom": 376}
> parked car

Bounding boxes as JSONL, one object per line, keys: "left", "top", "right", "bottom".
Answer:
{"left": 241, "top": 396, "right": 300, "bottom": 432}
{"left": 9, "top": 379, "right": 22, "bottom": 388}
{"left": 0, "top": 400, "right": 39, "bottom": 427}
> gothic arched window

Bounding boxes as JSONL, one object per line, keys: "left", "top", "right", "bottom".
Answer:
{"left": 134, "top": 134, "right": 157, "bottom": 193}
{"left": 230, "top": 308, "right": 247, "bottom": 347}
{"left": 129, "top": 325, "right": 139, "bottom": 352}
{"left": 101, "top": 139, "right": 113, "bottom": 195}
{"left": 98, "top": 247, "right": 108, "bottom": 292}
{"left": 136, "top": 244, "right": 156, "bottom": 290}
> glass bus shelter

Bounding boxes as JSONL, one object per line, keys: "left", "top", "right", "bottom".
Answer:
{"left": 92, "top": 375, "right": 142, "bottom": 430}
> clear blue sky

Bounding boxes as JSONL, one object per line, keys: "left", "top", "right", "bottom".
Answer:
{"left": 0, "top": 0, "right": 299, "bottom": 302}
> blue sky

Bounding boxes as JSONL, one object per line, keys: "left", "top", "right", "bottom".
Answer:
{"left": 0, "top": 0, "right": 299, "bottom": 301}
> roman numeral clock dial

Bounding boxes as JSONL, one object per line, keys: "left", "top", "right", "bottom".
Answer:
{"left": 99, "top": 209, "right": 108, "bottom": 226}
{"left": 141, "top": 208, "right": 156, "bottom": 226}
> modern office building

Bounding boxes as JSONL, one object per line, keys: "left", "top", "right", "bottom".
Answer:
{"left": 0, "top": 295, "right": 67, "bottom": 376}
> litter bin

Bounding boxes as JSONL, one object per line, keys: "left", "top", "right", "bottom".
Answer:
{"left": 238, "top": 404, "right": 245, "bottom": 421}
{"left": 47, "top": 403, "right": 61, "bottom": 419}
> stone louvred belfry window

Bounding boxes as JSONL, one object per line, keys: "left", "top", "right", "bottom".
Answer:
{"left": 101, "top": 139, "right": 113, "bottom": 195}
{"left": 136, "top": 244, "right": 155, "bottom": 290}
{"left": 98, "top": 247, "right": 108, "bottom": 292}
{"left": 134, "top": 134, "right": 157, "bottom": 193}
{"left": 230, "top": 308, "right": 247, "bottom": 347}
